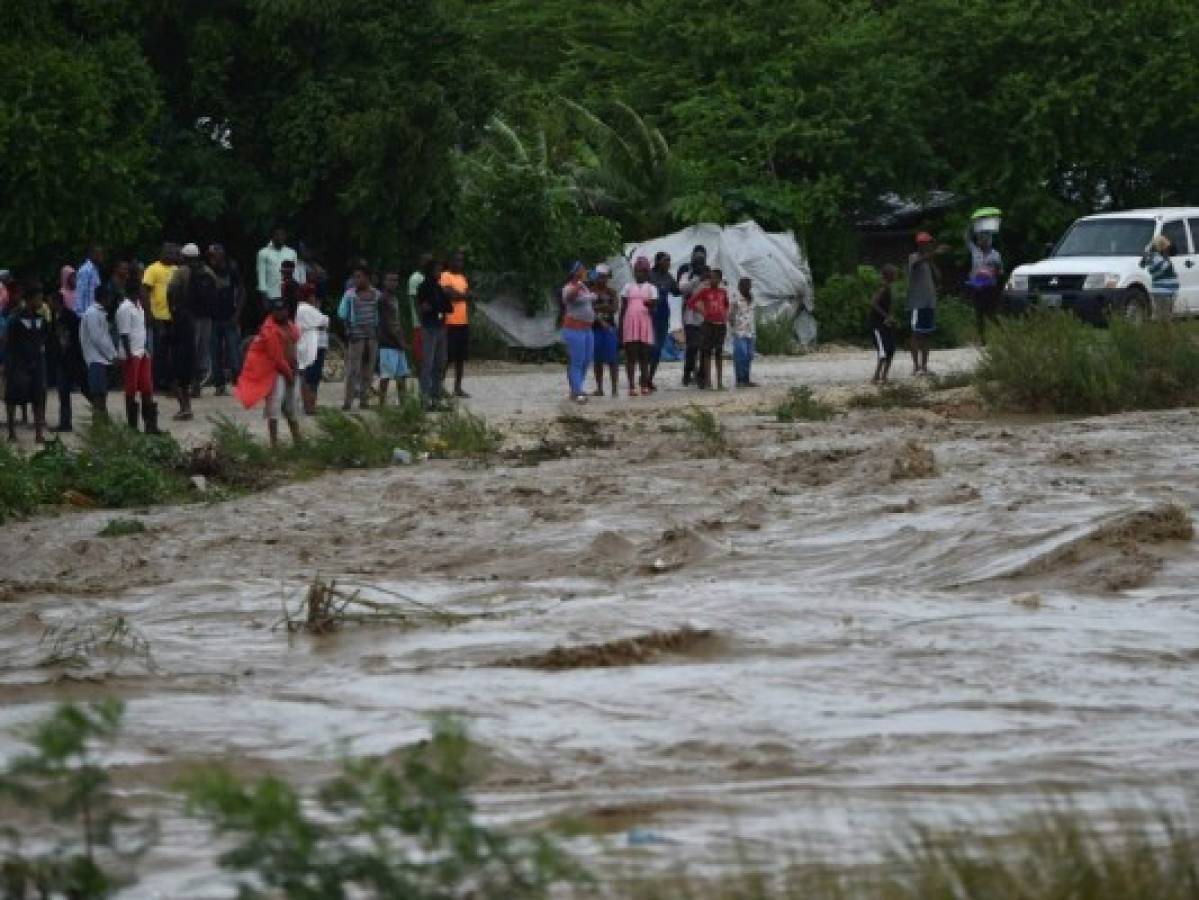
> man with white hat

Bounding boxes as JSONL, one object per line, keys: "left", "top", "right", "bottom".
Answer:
{"left": 166, "top": 243, "right": 214, "bottom": 419}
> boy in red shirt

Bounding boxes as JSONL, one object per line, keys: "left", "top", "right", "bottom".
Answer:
{"left": 234, "top": 296, "right": 302, "bottom": 449}
{"left": 692, "top": 269, "right": 730, "bottom": 390}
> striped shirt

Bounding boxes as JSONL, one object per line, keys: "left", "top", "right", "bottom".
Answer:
{"left": 1144, "top": 250, "right": 1179, "bottom": 297}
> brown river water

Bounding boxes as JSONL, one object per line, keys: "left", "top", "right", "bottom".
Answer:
{"left": 1, "top": 371, "right": 1198, "bottom": 896}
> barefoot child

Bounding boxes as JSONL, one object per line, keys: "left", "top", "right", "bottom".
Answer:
{"left": 619, "top": 257, "right": 657, "bottom": 396}
{"left": 294, "top": 285, "right": 328, "bottom": 414}
{"left": 693, "top": 269, "right": 729, "bottom": 390}
{"left": 377, "top": 270, "right": 411, "bottom": 406}
{"left": 590, "top": 264, "right": 619, "bottom": 397}
{"left": 870, "top": 264, "right": 899, "bottom": 385}
{"left": 235, "top": 297, "right": 302, "bottom": 449}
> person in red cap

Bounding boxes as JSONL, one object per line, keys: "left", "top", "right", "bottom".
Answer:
{"left": 906, "top": 232, "right": 949, "bottom": 376}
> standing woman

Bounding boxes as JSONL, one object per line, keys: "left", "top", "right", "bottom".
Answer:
{"left": 647, "top": 251, "right": 677, "bottom": 392}
{"left": 561, "top": 261, "right": 595, "bottom": 404}
{"left": 1140, "top": 234, "right": 1179, "bottom": 320}
{"left": 5, "top": 279, "right": 49, "bottom": 443}
{"left": 620, "top": 256, "right": 657, "bottom": 396}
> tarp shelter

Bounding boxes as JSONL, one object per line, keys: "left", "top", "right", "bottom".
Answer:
{"left": 474, "top": 220, "right": 814, "bottom": 349}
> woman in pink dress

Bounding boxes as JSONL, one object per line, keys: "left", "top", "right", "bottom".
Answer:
{"left": 620, "top": 256, "right": 657, "bottom": 396}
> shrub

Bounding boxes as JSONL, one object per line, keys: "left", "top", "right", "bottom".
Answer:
{"left": 755, "top": 312, "right": 798, "bottom": 356}
{"left": 0, "top": 700, "right": 153, "bottom": 899}
{"left": 815, "top": 265, "right": 882, "bottom": 344}
{"left": 0, "top": 443, "right": 39, "bottom": 521}
{"left": 678, "top": 406, "right": 729, "bottom": 455}
{"left": 933, "top": 294, "right": 978, "bottom": 348}
{"left": 775, "top": 387, "right": 837, "bottom": 422}
{"left": 97, "top": 518, "right": 146, "bottom": 538}
{"left": 182, "top": 718, "right": 579, "bottom": 900}
{"left": 977, "top": 311, "right": 1199, "bottom": 414}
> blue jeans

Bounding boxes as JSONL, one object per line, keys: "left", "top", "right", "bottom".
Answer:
{"left": 562, "top": 327, "right": 594, "bottom": 397}
{"left": 733, "top": 336, "right": 755, "bottom": 384}
{"left": 210, "top": 320, "right": 242, "bottom": 389}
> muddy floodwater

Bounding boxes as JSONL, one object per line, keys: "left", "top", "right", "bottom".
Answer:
{"left": 1, "top": 357, "right": 1198, "bottom": 897}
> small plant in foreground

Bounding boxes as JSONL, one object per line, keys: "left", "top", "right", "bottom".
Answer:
{"left": 433, "top": 405, "right": 503, "bottom": 459}
{"left": 928, "top": 370, "right": 975, "bottom": 391}
{"left": 679, "top": 406, "right": 730, "bottom": 455}
{"left": 97, "top": 518, "right": 146, "bottom": 538}
{"left": 755, "top": 313, "right": 798, "bottom": 356}
{"left": 775, "top": 386, "right": 838, "bottom": 422}
{"left": 0, "top": 701, "right": 154, "bottom": 899}
{"left": 182, "top": 718, "right": 581, "bottom": 900}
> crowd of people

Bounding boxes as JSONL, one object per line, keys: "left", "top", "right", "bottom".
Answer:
{"left": 0, "top": 223, "right": 1011, "bottom": 446}
{"left": 558, "top": 244, "right": 760, "bottom": 404}
{"left": 0, "top": 228, "right": 488, "bottom": 447}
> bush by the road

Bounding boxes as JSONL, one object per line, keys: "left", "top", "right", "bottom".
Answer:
{"left": 978, "top": 312, "right": 1199, "bottom": 414}
{"left": 816, "top": 266, "right": 975, "bottom": 349}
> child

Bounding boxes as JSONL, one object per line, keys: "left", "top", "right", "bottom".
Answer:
{"left": 590, "top": 264, "right": 619, "bottom": 397}
{"left": 693, "top": 269, "right": 730, "bottom": 390}
{"left": 377, "top": 270, "right": 411, "bottom": 406}
{"left": 870, "top": 264, "right": 899, "bottom": 385}
{"left": 5, "top": 279, "right": 49, "bottom": 443}
{"left": 619, "top": 257, "right": 657, "bottom": 396}
{"left": 46, "top": 288, "right": 84, "bottom": 432}
{"left": 730, "top": 276, "right": 757, "bottom": 387}
{"left": 116, "top": 280, "right": 163, "bottom": 433}
{"left": 235, "top": 296, "right": 302, "bottom": 449}
{"left": 295, "top": 284, "right": 328, "bottom": 414}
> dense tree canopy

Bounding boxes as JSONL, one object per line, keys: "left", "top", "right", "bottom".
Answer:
{"left": 2, "top": 0, "right": 1197, "bottom": 290}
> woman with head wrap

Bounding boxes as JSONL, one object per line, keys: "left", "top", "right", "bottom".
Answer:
{"left": 560, "top": 261, "right": 595, "bottom": 403}
{"left": 620, "top": 256, "right": 657, "bottom": 396}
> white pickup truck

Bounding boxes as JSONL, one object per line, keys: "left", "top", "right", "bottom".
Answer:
{"left": 1004, "top": 208, "right": 1199, "bottom": 322}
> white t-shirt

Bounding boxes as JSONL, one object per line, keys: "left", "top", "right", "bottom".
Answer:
{"left": 295, "top": 302, "right": 329, "bottom": 368}
{"left": 116, "top": 299, "right": 148, "bottom": 358}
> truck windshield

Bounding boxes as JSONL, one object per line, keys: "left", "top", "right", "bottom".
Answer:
{"left": 1053, "top": 219, "right": 1155, "bottom": 257}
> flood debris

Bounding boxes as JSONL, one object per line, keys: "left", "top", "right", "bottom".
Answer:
{"left": 498, "top": 626, "right": 719, "bottom": 670}
{"left": 38, "top": 615, "right": 154, "bottom": 671}
{"left": 278, "top": 576, "right": 470, "bottom": 635}
{"left": 890, "top": 440, "right": 936, "bottom": 481}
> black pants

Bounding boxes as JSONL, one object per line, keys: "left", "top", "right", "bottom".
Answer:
{"left": 973, "top": 285, "right": 1000, "bottom": 344}
{"left": 152, "top": 320, "right": 172, "bottom": 391}
{"left": 683, "top": 324, "right": 703, "bottom": 385}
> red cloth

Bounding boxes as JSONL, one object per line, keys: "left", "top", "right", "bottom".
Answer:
{"left": 692, "top": 287, "right": 729, "bottom": 324}
{"left": 234, "top": 317, "right": 299, "bottom": 409}
{"left": 123, "top": 355, "right": 153, "bottom": 399}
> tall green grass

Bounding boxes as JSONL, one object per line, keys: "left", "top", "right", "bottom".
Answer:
{"left": 978, "top": 312, "right": 1199, "bottom": 414}
{"left": 600, "top": 811, "right": 1199, "bottom": 899}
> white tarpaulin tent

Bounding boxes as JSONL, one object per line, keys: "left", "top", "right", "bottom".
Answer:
{"left": 475, "top": 220, "right": 814, "bottom": 349}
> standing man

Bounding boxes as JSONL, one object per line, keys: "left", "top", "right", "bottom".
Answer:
{"left": 907, "top": 232, "right": 948, "bottom": 377}
{"left": 336, "top": 261, "right": 381, "bottom": 411}
{"left": 439, "top": 250, "right": 472, "bottom": 398}
{"left": 142, "top": 243, "right": 178, "bottom": 391}
{"left": 207, "top": 244, "right": 244, "bottom": 396}
{"left": 166, "top": 244, "right": 214, "bottom": 420}
{"left": 46, "top": 288, "right": 84, "bottom": 432}
{"left": 676, "top": 245, "right": 708, "bottom": 387}
{"left": 256, "top": 226, "right": 298, "bottom": 316}
{"left": 80, "top": 285, "right": 118, "bottom": 418}
{"left": 377, "top": 270, "right": 411, "bottom": 406}
{"left": 417, "top": 257, "right": 451, "bottom": 409}
{"left": 280, "top": 260, "right": 304, "bottom": 320}
{"left": 74, "top": 244, "right": 105, "bottom": 315}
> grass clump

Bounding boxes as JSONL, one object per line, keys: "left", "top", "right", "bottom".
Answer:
{"left": 775, "top": 386, "right": 838, "bottom": 422}
{"left": 97, "top": 518, "right": 146, "bottom": 538}
{"left": 679, "top": 405, "right": 730, "bottom": 455}
{"left": 978, "top": 311, "right": 1199, "bottom": 414}
{"left": 432, "top": 405, "right": 503, "bottom": 460}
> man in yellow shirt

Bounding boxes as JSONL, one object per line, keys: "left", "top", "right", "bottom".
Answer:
{"left": 141, "top": 243, "right": 179, "bottom": 390}
{"left": 439, "top": 250, "right": 473, "bottom": 398}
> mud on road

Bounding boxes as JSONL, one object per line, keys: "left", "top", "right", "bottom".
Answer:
{"left": 1, "top": 350, "right": 1198, "bottom": 896}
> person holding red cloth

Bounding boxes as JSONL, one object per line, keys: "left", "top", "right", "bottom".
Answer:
{"left": 234, "top": 296, "right": 302, "bottom": 448}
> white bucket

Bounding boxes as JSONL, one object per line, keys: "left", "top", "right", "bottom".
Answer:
{"left": 973, "top": 215, "right": 1002, "bottom": 234}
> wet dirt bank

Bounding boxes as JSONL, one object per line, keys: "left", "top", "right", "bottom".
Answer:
{"left": 2, "top": 350, "right": 1198, "bottom": 897}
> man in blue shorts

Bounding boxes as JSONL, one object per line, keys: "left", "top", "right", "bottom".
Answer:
{"left": 907, "top": 231, "right": 948, "bottom": 376}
